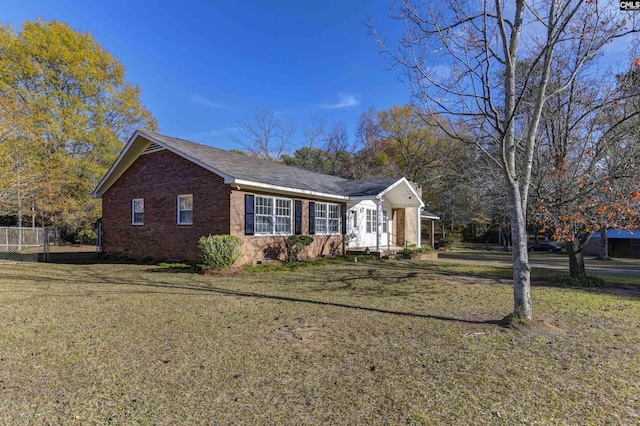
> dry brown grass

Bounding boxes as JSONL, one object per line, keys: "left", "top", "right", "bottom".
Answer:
{"left": 1, "top": 260, "right": 639, "bottom": 425}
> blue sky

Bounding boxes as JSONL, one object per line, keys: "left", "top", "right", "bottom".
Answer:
{"left": 3, "top": 0, "right": 410, "bottom": 151}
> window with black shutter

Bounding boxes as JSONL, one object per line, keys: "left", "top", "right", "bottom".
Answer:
{"left": 245, "top": 194, "right": 255, "bottom": 235}
{"left": 308, "top": 202, "right": 315, "bottom": 235}
{"left": 294, "top": 200, "right": 303, "bottom": 235}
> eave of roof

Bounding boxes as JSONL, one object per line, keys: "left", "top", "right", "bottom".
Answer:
{"left": 421, "top": 211, "right": 440, "bottom": 220}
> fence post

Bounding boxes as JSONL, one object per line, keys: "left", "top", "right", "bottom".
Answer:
{"left": 96, "top": 221, "right": 102, "bottom": 253}
{"left": 43, "top": 228, "right": 50, "bottom": 262}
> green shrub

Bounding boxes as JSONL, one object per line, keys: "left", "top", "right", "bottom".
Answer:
{"left": 284, "top": 235, "right": 313, "bottom": 263}
{"left": 76, "top": 227, "right": 97, "bottom": 244}
{"left": 401, "top": 245, "right": 435, "bottom": 258}
{"left": 557, "top": 275, "right": 606, "bottom": 288}
{"left": 439, "top": 236, "right": 459, "bottom": 249}
{"left": 198, "top": 235, "right": 243, "bottom": 269}
{"left": 405, "top": 245, "right": 434, "bottom": 254}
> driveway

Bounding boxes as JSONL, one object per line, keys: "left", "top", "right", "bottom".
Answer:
{"left": 436, "top": 249, "right": 640, "bottom": 275}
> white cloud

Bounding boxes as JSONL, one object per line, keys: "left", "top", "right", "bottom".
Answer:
{"left": 189, "top": 95, "right": 228, "bottom": 109}
{"left": 318, "top": 93, "right": 360, "bottom": 109}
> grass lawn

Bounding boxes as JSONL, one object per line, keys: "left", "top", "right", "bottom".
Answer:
{"left": 1, "top": 259, "right": 639, "bottom": 424}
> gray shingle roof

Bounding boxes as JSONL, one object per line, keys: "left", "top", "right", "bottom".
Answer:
{"left": 336, "top": 178, "right": 403, "bottom": 197}
{"left": 141, "top": 131, "right": 395, "bottom": 197}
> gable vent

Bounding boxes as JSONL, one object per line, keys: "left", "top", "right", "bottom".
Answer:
{"left": 141, "top": 142, "right": 165, "bottom": 155}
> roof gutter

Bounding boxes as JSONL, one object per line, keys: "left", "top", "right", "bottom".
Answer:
{"left": 232, "top": 179, "right": 350, "bottom": 201}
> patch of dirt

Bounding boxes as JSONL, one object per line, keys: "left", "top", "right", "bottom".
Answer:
{"left": 606, "top": 284, "right": 640, "bottom": 298}
{"left": 508, "top": 319, "right": 568, "bottom": 338}
{"left": 272, "top": 317, "right": 330, "bottom": 353}
{"left": 49, "top": 244, "right": 96, "bottom": 253}
{"left": 203, "top": 267, "right": 245, "bottom": 276}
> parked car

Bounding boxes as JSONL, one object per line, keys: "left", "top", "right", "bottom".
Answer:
{"left": 528, "top": 242, "right": 562, "bottom": 253}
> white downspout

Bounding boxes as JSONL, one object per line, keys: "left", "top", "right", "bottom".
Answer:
{"left": 376, "top": 197, "right": 383, "bottom": 252}
{"left": 416, "top": 208, "right": 422, "bottom": 248}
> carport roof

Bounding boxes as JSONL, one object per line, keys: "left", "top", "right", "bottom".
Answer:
{"left": 591, "top": 229, "right": 639, "bottom": 239}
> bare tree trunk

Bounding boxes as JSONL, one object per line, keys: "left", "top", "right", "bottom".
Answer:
{"left": 17, "top": 179, "right": 23, "bottom": 250}
{"left": 600, "top": 229, "right": 609, "bottom": 258}
{"left": 450, "top": 209, "right": 454, "bottom": 234}
{"left": 567, "top": 239, "right": 586, "bottom": 279}
{"left": 502, "top": 226, "right": 509, "bottom": 252}
{"left": 508, "top": 184, "right": 532, "bottom": 319}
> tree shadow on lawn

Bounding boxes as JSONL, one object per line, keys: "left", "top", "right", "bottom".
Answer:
{"left": 3, "top": 270, "right": 505, "bottom": 327}
{"left": 143, "top": 259, "right": 640, "bottom": 299}
{"left": 238, "top": 260, "right": 640, "bottom": 301}
{"left": 391, "top": 259, "right": 640, "bottom": 298}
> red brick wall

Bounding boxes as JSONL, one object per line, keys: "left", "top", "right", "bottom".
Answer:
{"left": 102, "top": 150, "right": 231, "bottom": 262}
{"left": 102, "top": 149, "right": 345, "bottom": 265}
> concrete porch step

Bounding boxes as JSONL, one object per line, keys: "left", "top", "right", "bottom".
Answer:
{"left": 347, "top": 246, "right": 406, "bottom": 259}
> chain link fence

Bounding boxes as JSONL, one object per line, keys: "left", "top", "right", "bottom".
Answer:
{"left": 0, "top": 227, "right": 58, "bottom": 262}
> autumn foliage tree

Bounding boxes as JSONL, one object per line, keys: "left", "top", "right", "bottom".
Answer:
{"left": 0, "top": 19, "right": 157, "bottom": 235}
{"left": 531, "top": 61, "right": 640, "bottom": 279}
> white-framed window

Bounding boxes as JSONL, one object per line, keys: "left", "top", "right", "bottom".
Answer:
{"left": 315, "top": 202, "right": 340, "bottom": 235}
{"left": 328, "top": 204, "right": 340, "bottom": 233}
{"left": 275, "top": 198, "right": 292, "bottom": 234}
{"left": 382, "top": 210, "right": 389, "bottom": 234}
{"left": 255, "top": 195, "right": 292, "bottom": 235}
{"left": 366, "top": 208, "right": 377, "bottom": 233}
{"left": 352, "top": 210, "right": 358, "bottom": 229}
{"left": 132, "top": 199, "right": 144, "bottom": 225}
{"left": 255, "top": 196, "right": 273, "bottom": 234}
{"left": 177, "top": 194, "right": 193, "bottom": 225}
{"left": 316, "top": 203, "right": 327, "bottom": 234}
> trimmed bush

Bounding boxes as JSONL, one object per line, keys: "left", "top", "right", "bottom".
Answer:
{"left": 198, "top": 235, "right": 243, "bottom": 269}
{"left": 284, "top": 235, "right": 313, "bottom": 263}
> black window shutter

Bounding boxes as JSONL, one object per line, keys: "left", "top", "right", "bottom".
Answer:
{"left": 341, "top": 204, "right": 347, "bottom": 235}
{"left": 294, "top": 200, "right": 303, "bottom": 235}
{"left": 309, "top": 202, "right": 315, "bottom": 235}
{"left": 245, "top": 194, "right": 255, "bottom": 235}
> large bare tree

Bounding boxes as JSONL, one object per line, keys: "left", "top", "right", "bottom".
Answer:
{"left": 371, "top": 1, "right": 639, "bottom": 319}
{"left": 231, "top": 106, "right": 295, "bottom": 161}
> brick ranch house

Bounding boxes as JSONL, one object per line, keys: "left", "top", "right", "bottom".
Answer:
{"left": 93, "top": 131, "right": 436, "bottom": 266}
